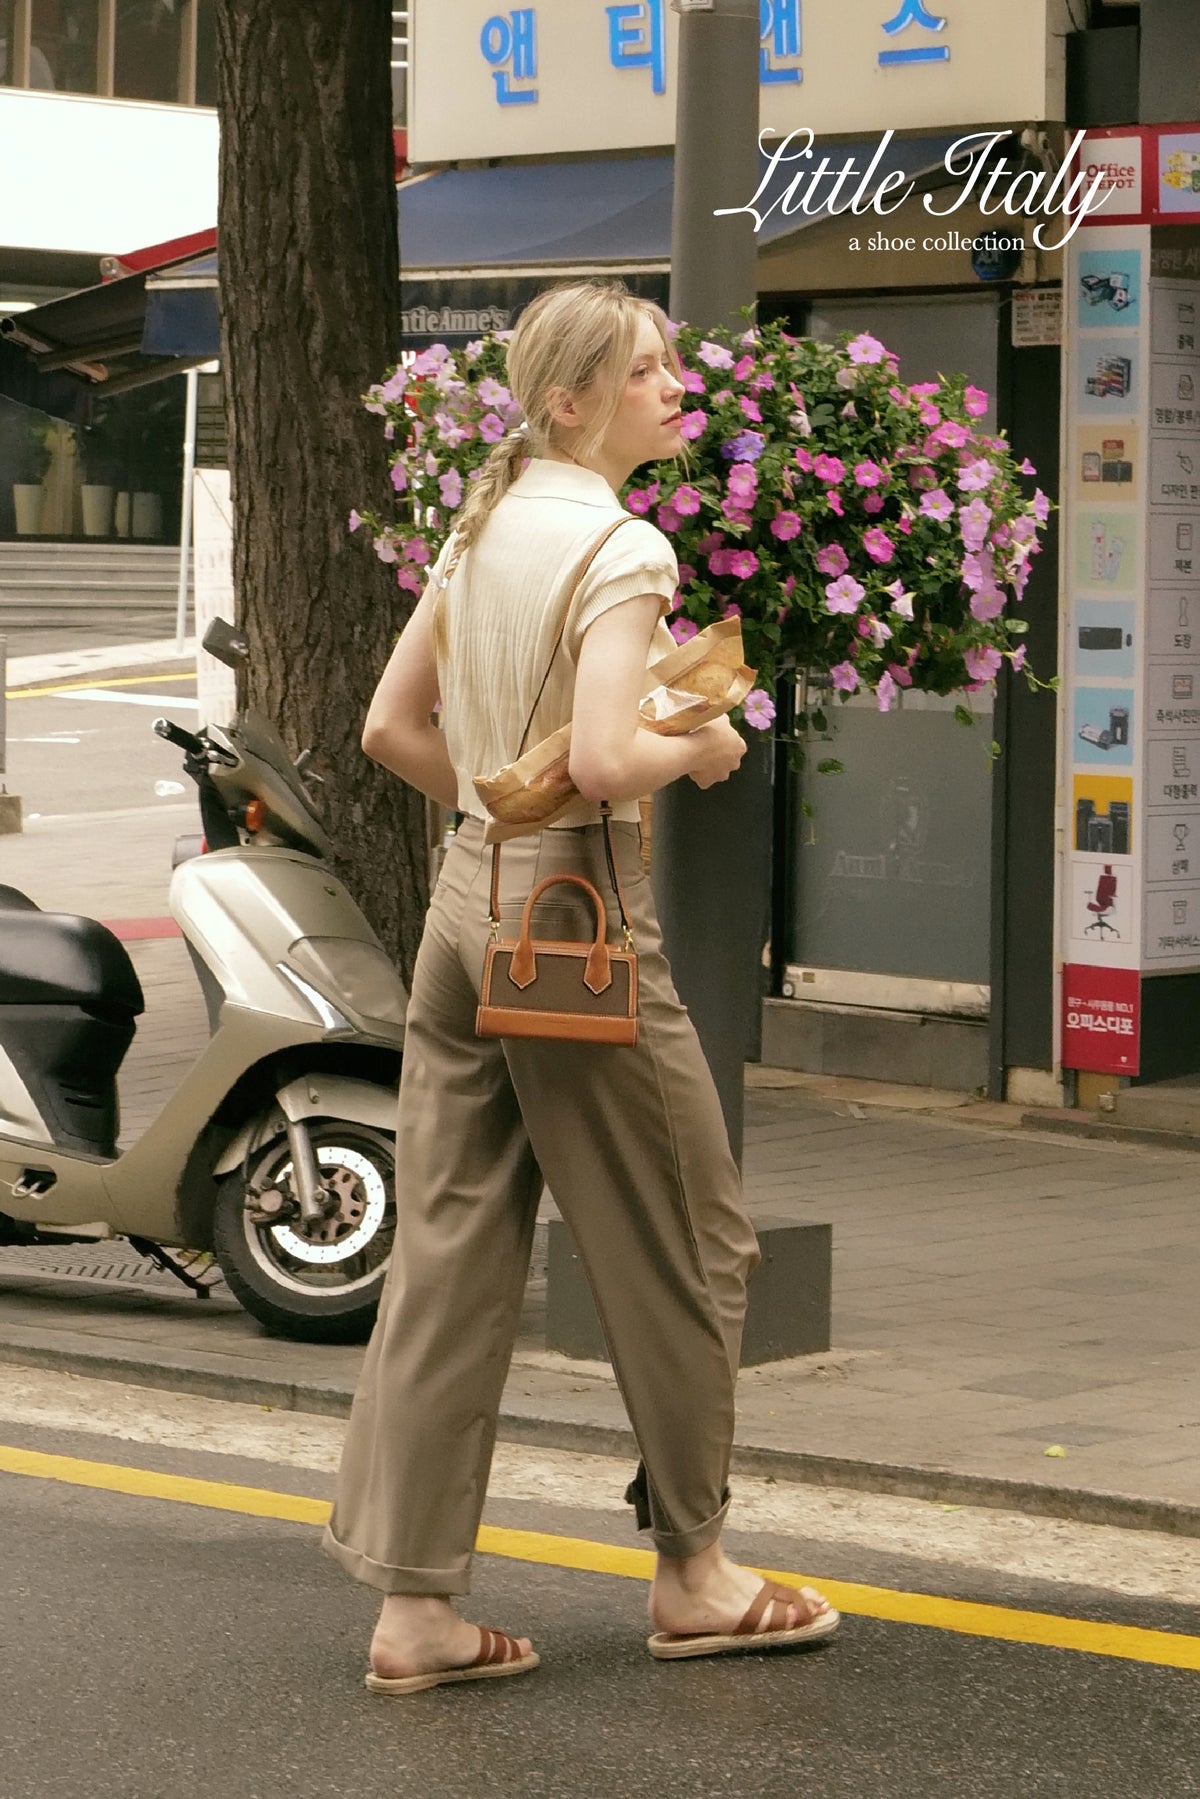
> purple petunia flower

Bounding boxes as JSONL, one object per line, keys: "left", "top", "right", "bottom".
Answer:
{"left": 1012, "top": 644, "right": 1027, "bottom": 672}
{"left": 477, "top": 377, "right": 511, "bottom": 408}
{"left": 439, "top": 468, "right": 463, "bottom": 509}
{"left": 1033, "top": 489, "right": 1050, "bottom": 523}
{"left": 830, "top": 661, "right": 860, "bottom": 693}
{"left": 816, "top": 543, "right": 849, "bottom": 578}
{"left": 964, "top": 644, "right": 1002, "bottom": 683}
{"left": 348, "top": 509, "right": 362, "bottom": 532}
{"left": 957, "top": 459, "right": 997, "bottom": 493}
{"left": 744, "top": 689, "right": 776, "bottom": 730}
{"left": 825, "top": 574, "right": 865, "bottom": 614}
{"left": 959, "top": 499, "right": 993, "bottom": 553}
{"left": 722, "top": 430, "right": 766, "bottom": 463}
{"left": 970, "top": 587, "right": 1006, "bottom": 621}
{"left": 478, "top": 412, "right": 505, "bottom": 443}
{"left": 875, "top": 670, "right": 899, "bottom": 713}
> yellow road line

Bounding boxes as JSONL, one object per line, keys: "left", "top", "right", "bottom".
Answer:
{"left": 2, "top": 1443, "right": 1197, "bottom": 1673}
{"left": 6, "top": 670, "right": 198, "bottom": 700}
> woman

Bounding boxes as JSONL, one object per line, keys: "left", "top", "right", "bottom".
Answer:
{"left": 324, "top": 280, "right": 838, "bottom": 1693}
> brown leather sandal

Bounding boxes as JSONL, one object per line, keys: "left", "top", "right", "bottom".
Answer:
{"left": 647, "top": 1580, "right": 840, "bottom": 1661}
{"left": 365, "top": 1627, "right": 540, "bottom": 1694}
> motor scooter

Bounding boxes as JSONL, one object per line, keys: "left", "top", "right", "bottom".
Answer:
{"left": 0, "top": 619, "right": 406, "bottom": 1342}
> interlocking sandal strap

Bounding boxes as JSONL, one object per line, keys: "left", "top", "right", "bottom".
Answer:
{"left": 734, "top": 1581, "right": 816, "bottom": 1636}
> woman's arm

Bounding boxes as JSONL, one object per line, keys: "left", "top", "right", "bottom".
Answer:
{"left": 361, "top": 585, "right": 460, "bottom": 810}
{"left": 568, "top": 594, "right": 746, "bottom": 803}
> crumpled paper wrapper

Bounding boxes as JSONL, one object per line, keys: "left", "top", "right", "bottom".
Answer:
{"left": 474, "top": 617, "right": 756, "bottom": 842}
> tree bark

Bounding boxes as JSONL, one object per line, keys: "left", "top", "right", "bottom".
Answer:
{"left": 213, "top": 0, "right": 428, "bottom": 983}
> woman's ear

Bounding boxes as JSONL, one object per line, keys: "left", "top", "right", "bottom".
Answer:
{"left": 545, "top": 385, "right": 584, "bottom": 431}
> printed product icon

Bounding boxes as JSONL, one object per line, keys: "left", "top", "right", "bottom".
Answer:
{"left": 1085, "top": 866, "right": 1119, "bottom": 938}
{"left": 1104, "top": 537, "right": 1125, "bottom": 579}
{"left": 1181, "top": 374, "right": 1196, "bottom": 402}
{"left": 1091, "top": 520, "right": 1107, "bottom": 577}
{"left": 1175, "top": 822, "right": 1190, "bottom": 851}
{"left": 1078, "top": 625, "right": 1131, "bottom": 651}
{"left": 1173, "top": 744, "right": 1191, "bottom": 777}
{"left": 1079, "top": 706, "right": 1131, "bottom": 752}
{"left": 1173, "top": 674, "right": 1195, "bottom": 700}
{"left": 1173, "top": 898, "right": 1189, "bottom": 926}
{"left": 1080, "top": 272, "right": 1131, "bottom": 311}
{"left": 1178, "top": 523, "right": 1194, "bottom": 552}
{"left": 1181, "top": 302, "right": 1196, "bottom": 327}
{"left": 1085, "top": 355, "right": 1132, "bottom": 399}
{"left": 1082, "top": 451, "right": 1101, "bottom": 483}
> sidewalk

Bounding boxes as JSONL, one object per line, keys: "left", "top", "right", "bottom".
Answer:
{"left": 4, "top": 646, "right": 1199, "bottom": 1534}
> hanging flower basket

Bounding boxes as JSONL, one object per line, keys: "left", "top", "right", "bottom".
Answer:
{"left": 352, "top": 312, "right": 1052, "bottom": 758}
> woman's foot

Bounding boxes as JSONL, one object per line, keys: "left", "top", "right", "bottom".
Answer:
{"left": 370, "top": 1594, "right": 534, "bottom": 1680}
{"left": 648, "top": 1543, "right": 831, "bottom": 1638}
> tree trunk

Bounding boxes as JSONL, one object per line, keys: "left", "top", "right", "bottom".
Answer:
{"left": 213, "top": 0, "right": 428, "bottom": 983}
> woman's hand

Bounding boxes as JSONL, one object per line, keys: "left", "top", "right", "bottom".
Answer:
{"left": 686, "top": 717, "right": 747, "bottom": 789}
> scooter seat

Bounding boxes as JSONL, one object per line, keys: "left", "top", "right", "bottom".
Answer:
{"left": 0, "top": 885, "right": 40, "bottom": 911}
{"left": 0, "top": 910, "right": 144, "bottom": 1016}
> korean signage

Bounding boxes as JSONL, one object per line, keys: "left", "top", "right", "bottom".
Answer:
{"left": 1060, "top": 213, "right": 1200, "bottom": 1070}
{"left": 410, "top": 0, "right": 1065, "bottom": 164}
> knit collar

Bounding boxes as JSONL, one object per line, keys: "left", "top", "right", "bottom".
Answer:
{"left": 510, "top": 456, "right": 621, "bottom": 508}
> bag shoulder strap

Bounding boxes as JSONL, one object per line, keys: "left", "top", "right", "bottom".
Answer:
{"left": 516, "top": 513, "right": 636, "bottom": 757}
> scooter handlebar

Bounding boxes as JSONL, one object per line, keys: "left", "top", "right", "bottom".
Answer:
{"left": 153, "top": 717, "right": 207, "bottom": 758}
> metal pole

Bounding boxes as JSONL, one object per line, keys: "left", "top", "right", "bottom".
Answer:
{"left": 653, "top": 0, "right": 764, "bottom": 1163}
{"left": 0, "top": 634, "right": 6, "bottom": 780}
{"left": 175, "top": 367, "right": 200, "bottom": 655}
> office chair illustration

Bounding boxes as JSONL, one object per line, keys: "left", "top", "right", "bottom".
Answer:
{"left": 1085, "top": 865, "right": 1119, "bottom": 938}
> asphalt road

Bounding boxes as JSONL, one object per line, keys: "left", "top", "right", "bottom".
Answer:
{"left": 1, "top": 1385, "right": 1198, "bottom": 1799}
{"left": 4, "top": 671, "right": 200, "bottom": 821}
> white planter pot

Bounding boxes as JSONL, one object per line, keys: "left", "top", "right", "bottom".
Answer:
{"left": 114, "top": 491, "right": 132, "bottom": 538}
{"left": 12, "top": 483, "right": 44, "bottom": 535}
{"left": 81, "top": 483, "right": 115, "bottom": 537}
{"left": 132, "top": 491, "right": 163, "bottom": 540}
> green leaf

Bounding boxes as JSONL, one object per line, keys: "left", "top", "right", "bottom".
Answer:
{"left": 811, "top": 708, "right": 828, "bottom": 733}
{"left": 816, "top": 758, "right": 844, "bottom": 775}
{"left": 954, "top": 704, "right": 974, "bottom": 728}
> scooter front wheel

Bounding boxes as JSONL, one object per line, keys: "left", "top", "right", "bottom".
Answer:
{"left": 212, "top": 1122, "right": 396, "bottom": 1343}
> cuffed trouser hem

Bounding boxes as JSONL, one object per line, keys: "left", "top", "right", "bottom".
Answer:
{"left": 320, "top": 1524, "right": 472, "bottom": 1596}
{"left": 648, "top": 1492, "right": 731, "bottom": 1560}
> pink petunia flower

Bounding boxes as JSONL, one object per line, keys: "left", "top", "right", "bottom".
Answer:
{"left": 770, "top": 510, "right": 802, "bottom": 540}
{"left": 740, "top": 396, "right": 762, "bottom": 422}
{"left": 439, "top": 468, "right": 463, "bottom": 508}
{"left": 816, "top": 543, "right": 849, "bottom": 578}
{"left": 744, "top": 689, "right": 776, "bottom": 730}
{"left": 863, "top": 527, "right": 895, "bottom": 564}
{"left": 957, "top": 459, "right": 998, "bottom": 493}
{"left": 626, "top": 488, "right": 653, "bottom": 515}
{"left": 862, "top": 493, "right": 885, "bottom": 515}
{"left": 697, "top": 341, "right": 735, "bottom": 370}
{"left": 825, "top": 574, "right": 865, "bottom": 614}
{"left": 673, "top": 484, "right": 703, "bottom": 516}
{"left": 1011, "top": 644, "right": 1027, "bottom": 672}
{"left": 920, "top": 488, "right": 954, "bottom": 522}
{"left": 847, "top": 332, "right": 887, "bottom": 365}
{"left": 827, "top": 493, "right": 845, "bottom": 517}
{"left": 722, "top": 601, "right": 743, "bottom": 620}
{"left": 813, "top": 453, "right": 846, "bottom": 484}
{"left": 875, "top": 670, "right": 899, "bottom": 713}
{"left": 670, "top": 617, "right": 700, "bottom": 643}
{"left": 477, "top": 377, "right": 511, "bottom": 408}
{"left": 963, "top": 385, "right": 989, "bottom": 417}
{"left": 959, "top": 499, "right": 994, "bottom": 553}
{"left": 830, "top": 661, "right": 860, "bottom": 693}
{"left": 963, "top": 644, "right": 1002, "bottom": 683}
{"left": 696, "top": 530, "right": 725, "bottom": 555}
{"left": 1033, "top": 489, "right": 1050, "bottom": 523}
{"left": 729, "top": 549, "right": 759, "bottom": 579}
{"left": 374, "top": 535, "right": 398, "bottom": 564}
{"left": 1018, "top": 457, "right": 1036, "bottom": 476}
{"left": 854, "top": 461, "right": 885, "bottom": 487}
{"left": 680, "top": 410, "right": 708, "bottom": 442}
{"left": 909, "top": 382, "right": 941, "bottom": 398}
{"left": 657, "top": 503, "right": 683, "bottom": 533}
{"left": 396, "top": 565, "right": 422, "bottom": 595}
{"left": 970, "top": 587, "right": 1006, "bottom": 621}
{"left": 404, "top": 536, "right": 431, "bottom": 565}
{"left": 682, "top": 369, "right": 707, "bottom": 394}
{"left": 888, "top": 661, "right": 914, "bottom": 688}
{"left": 733, "top": 354, "right": 755, "bottom": 382}
{"left": 794, "top": 446, "right": 814, "bottom": 473}
{"left": 478, "top": 412, "right": 505, "bottom": 443}
{"left": 348, "top": 509, "right": 362, "bottom": 532}
{"left": 917, "top": 401, "right": 941, "bottom": 429}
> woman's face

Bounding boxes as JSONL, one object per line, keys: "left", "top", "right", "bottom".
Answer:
{"left": 598, "top": 314, "right": 686, "bottom": 474}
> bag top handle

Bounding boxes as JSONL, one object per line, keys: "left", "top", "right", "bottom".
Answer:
{"left": 508, "top": 872, "right": 612, "bottom": 995}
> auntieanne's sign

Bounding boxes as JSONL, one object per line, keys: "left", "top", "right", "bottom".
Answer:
{"left": 410, "top": 0, "right": 1065, "bottom": 164}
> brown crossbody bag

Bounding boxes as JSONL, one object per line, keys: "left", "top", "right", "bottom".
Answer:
{"left": 475, "top": 518, "right": 639, "bottom": 1049}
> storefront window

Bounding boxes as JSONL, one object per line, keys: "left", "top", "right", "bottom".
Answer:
{"left": 30, "top": 0, "right": 99, "bottom": 94}
{"left": 0, "top": 1, "right": 15, "bottom": 85}
{"left": 194, "top": 0, "right": 217, "bottom": 106}
{"left": 114, "top": 0, "right": 182, "bottom": 103}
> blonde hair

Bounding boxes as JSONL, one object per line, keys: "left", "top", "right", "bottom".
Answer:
{"left": 433, "top": 279, "right": 680, "bottom": 655}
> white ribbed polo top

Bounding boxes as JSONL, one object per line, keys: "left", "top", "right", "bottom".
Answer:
{"left": 432, "top": 457, "right": 679, "bottom": 828}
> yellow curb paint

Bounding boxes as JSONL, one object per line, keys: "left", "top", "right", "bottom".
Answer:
{"left": 6, "top": 670, "right": 198, "bottom": 700}
{"left": 2, "top": 1443, "right": 1199, "bottom": 1673}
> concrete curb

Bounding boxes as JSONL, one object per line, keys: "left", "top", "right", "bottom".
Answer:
{"left": 1021, "top": 1109, "right": 1200, "bottom": 1155}
{"left": 6, "top": 638, "right": 197, "bottom": 690}
{"left": 3, "top": 1329, "right": 1198, "bottom": 1542}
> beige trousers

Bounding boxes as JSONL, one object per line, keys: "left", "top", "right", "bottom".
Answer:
{"left": 322, "top": 814, "right": 760, "bottom": 1595}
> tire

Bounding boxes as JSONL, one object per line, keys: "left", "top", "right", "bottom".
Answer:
{"left": 212, "top": 1119, "right": 396, "bottom": 1343}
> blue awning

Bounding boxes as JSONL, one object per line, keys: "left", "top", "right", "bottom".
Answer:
{"left": 397, "top": 135, "right": 967, "bottom": 269}
{"left": 143, "top": 252, "right": 220, "bottom": 358}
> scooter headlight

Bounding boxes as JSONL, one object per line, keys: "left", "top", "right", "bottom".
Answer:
{"left": 282, "top": 936, "right": 407, "bottom": 1031}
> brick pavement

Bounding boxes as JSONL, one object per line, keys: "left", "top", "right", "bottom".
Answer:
{"left": 2, "top": 657, "right": 1199, "bottom": 1528}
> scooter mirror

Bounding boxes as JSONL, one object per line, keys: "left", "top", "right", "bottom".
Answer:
{"left": 202, "top": 617, "right": 250, "bottom": 670}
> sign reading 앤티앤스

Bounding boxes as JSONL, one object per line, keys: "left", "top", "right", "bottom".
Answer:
{"left": 409, "top": 0, "right": 1068, "bottom": 164}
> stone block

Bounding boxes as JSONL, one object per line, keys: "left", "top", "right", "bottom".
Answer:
{"left": 0, "top": 793, "right": 22, "bottom": 835}
{"left": 545, "top": 1212, "right": 832, "bottom": 1365}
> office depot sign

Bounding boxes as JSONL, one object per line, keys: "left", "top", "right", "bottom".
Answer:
{"left": 1081, "top": 134, "right": 1144, "bottom": 221}
{"left": 1062, "top": 964, "right": 1141, "bottom": 1074}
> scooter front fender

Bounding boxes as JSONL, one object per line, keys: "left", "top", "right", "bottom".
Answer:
{"left": 212, "top": 1073, "right": 399, "bottom": 1178}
